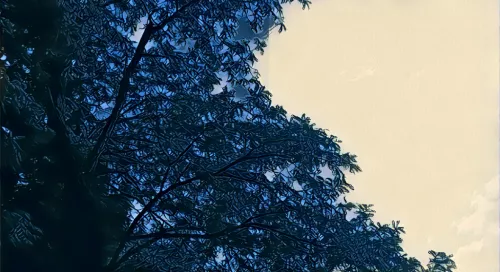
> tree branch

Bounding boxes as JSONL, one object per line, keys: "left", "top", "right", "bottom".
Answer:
{"left": 248, "top": 223, "right": 322, "bottom": 247}
{"left": 107, "top": 150, "right": 288, "bottom": 267}
{"left": 126, "top": 220, "right": 322, "bottom": 251}
{"left": 127, "top": 211, "right": 286, "bottom": 242}
{"left": 160, "top": 135, "right": 199, "bottom": 189}
{"left": 113, "top": 237, "right": 162, "bottom": 270}
{"left": 86, "top": 21, "right": 154, "bottom": 173}
{"left": 86, "top": 0, "right": 202, "bottom": 174}
{"left": 152, "top": 0, "right": 202, "bottom": 31}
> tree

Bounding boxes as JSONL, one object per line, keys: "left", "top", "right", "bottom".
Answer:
{"left": 1, "top": 0, "right": 456, "bottom": 271}
{"left": 426, "top": 251, "right": 457, "bottom": 272}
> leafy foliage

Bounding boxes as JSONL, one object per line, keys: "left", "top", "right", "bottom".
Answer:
{"left": 1, "top": 0, "right": 456, "bottom": 271}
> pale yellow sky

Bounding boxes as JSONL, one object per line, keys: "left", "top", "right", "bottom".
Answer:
{"left": 257, "top": 0, "right": 499, "bottom": 271}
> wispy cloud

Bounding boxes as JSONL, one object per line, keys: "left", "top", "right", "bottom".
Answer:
{"left": 348, "top": 67, "right": 376, "bottom": 82}
{"left": 453, "top": 176, "right": 498, "bottom": 236}
{"left": 452, "top": 175, "right": 499, "bottom": 271}
{"left": 456, "top": 239, "right": 484, "bottom": 256}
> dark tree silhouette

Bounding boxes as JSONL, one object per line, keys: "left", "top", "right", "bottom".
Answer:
{"left": 1, "top": 0, "right": 456, "bottom": 271}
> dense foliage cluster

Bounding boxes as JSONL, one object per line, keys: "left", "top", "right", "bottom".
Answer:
{"left": 1, "top": 0, "right": 456, "bottom": 271}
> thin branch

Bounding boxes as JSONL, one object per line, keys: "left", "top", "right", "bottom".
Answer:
{"left": 107, "top": 150, "right": 287, "bottom": 267}
{"left": 85, "top": 21, "right": 155, "bottom": 173}
{"left": 241, "top": 210, "right": 286, "bottom": 224}
{"left": 213, "top": 152, "right": 290, "bottom": 175}
{"left": 113, "top": 238, "right": 162, "bottom": 269}
{"left": 218, "top": 172, "right": 271, "bottom": 189}
{"left": 126, "top": 220, "right": 322, "bottom": 251}
{"left": 127, "top": 211, "right": 284, "bottom": 242}
{"left": 86, "top": 0, "right": 201, "bottom": 173}
{"left": 160, "top": 135, "right": 200, "bottom": 190}
{"left": 152, "top": 0, "right": 202, "bottom": 31}
{"left": 248, "top": 223, "right": 322, "bottom": 247}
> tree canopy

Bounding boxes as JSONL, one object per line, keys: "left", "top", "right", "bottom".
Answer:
{"left": 1, "top": 0, "right": 456, "bottom": 271}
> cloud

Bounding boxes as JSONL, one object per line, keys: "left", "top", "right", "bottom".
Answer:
{"left": 337, "top": 67, "right": 376, "bottom": 82}
{"left": 456, "top": 239, "right": 484, "bottom": 256}
{"left": 348, "top": 67, "right": 376, "bottom": 82}
{"left": 452, "top": 175, "right": 499, "bottom": 271}
{"left": 453, "top": 176, "right": 499, "bottom": 236}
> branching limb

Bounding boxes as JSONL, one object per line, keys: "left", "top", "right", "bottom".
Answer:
{"left": 86, "top": 0, "right": 202, "bottom": 174}
{"left": 107, "top": 150, "right": 289, "bottom": 267}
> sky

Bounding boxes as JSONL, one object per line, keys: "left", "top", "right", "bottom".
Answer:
{"left": 256, "top": 0, "right": 499, "bottom": 271}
